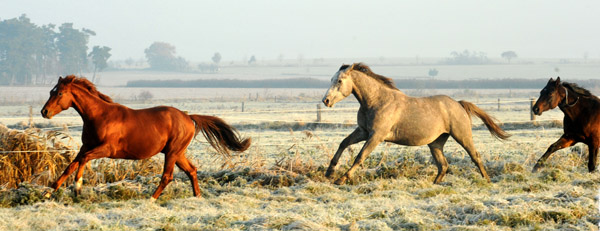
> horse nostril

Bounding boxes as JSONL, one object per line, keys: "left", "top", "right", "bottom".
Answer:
{"left": 323, "top": 99, "right": 330, "bottom": 105}
{"left": 41, "top": 109, "right": 48, "bottom": 116}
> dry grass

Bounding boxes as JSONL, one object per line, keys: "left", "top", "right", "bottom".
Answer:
{"left": 0, "top": 124, "right": 76, "bottom": 189}
{"left": 0, "top": 96, "right": 598, "bottom": 230}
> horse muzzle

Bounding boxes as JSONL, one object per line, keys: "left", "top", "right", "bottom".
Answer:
{"left": 531, "top": 105, "right": 543, "bottom": 116}
{"left": 322, "top": 98, "right": 333, "bottom": 107}
{"left": 41, "top": 108, "right": 53, "bottom": 119}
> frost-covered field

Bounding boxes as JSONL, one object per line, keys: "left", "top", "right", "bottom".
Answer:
{"left": 0, "top": 90, "right": 599, "bottom": 230}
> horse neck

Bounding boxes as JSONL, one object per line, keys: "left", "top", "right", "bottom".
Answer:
{"left": 70, "top": 85, "right": 111, "bottom": 121}
{"left": 559, "top": 87, "right": 583, "bottom": 120}
{"left": 350, "top": 73, "right": 402, "bottom": 106}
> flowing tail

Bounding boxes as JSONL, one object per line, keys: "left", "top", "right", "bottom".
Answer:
{"left": 189, "top": 115, "right": 251, "bottom": 156}
{"left": 459, "top": 100, "right": 511, "bottom": 140}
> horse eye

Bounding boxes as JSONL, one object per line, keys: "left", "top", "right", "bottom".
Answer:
{"left": 58, "top": 92, "right": 63, "bottom": 96}
{"left": 338, "top": 80, "right": 342, "bottom": 83}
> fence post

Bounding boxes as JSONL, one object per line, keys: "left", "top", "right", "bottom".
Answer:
{"left": 28, "top": 105, "right": 33, "bottom": 128}
{"left": 242, "top": 101, "right": 245, "bottom": 112}
{"left": 316, "top": 104, "right": 322, "bottom": 122}
{"left": 530, "top": 98, "right": 536, "bottom": 121}
{"left": 497, "top": 98, "right": 500, "bottom": 111}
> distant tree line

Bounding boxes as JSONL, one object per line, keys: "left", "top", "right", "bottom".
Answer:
{"left": 444, "top": 50, "right": 490, "bottom": 65}
{"left": 126, "top": 78, "right": 600, "bottom": 89}
{"left": 0, "top": 14, "right": 110, "bottom": 85}
{"left": 127, "top": 78, "right": 328, "bottom": 88}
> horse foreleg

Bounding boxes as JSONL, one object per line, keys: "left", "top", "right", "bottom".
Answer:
{"left": 532, "top": 135, "right": 576, "bottom": 172}
{"left": 73, "top": 145, "right": 112, "bottom": 196}
{"left": 588, "top": 141, "right": 599, "bottom": 172}
{"left": 335, "top": 134, "right": 383, "bottom": 185}
{"left": 326, "top": 128, "right": 367, "bottom": 178}
{"left": 43, "top": 160, "right": 80, "bottom": 198}
{"left": 43, "top": 146, "right": 89, "bottom": 199}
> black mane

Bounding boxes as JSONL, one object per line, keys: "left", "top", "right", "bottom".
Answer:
{"left": 563, "top": 82, "right": 592, "bottom": 97}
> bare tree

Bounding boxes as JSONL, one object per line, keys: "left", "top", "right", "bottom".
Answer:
{"left": 501, "top": 51, "right": 518, "bottom": 63}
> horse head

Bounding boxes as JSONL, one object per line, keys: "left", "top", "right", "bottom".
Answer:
{"left": 532, "top": 77, "right": 565, "bottom": 116}
{"left": 41, "top": 76, "right": 77, "bottom": 119}
{"left": 322, "top": 63, "right": 355, "bottom": 107}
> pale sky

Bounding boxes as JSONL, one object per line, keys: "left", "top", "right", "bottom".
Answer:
{"left": 2, "top": 0, "right": 599, "bottom": 62}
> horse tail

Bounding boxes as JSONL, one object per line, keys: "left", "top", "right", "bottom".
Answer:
{"left": 458, "top": 100, "right": 511, "bottom": 140}
{"left": 188, "top": 115, "right": 251, "bottom": 156}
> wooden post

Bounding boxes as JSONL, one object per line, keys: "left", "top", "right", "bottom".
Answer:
{"left": 497, "top": 98, "right": 500, "bottom": 111}
{"left": 241, "top": 102, "right": 245, "bottom": 112}
{"left": 28, "top": 105, "right": 33, "bottom": 128}
{"left": 530, "top": 98, "right": 536, "bottom": 121}
{"left": 316, "top": 104, "right": 322, "bottom": 122}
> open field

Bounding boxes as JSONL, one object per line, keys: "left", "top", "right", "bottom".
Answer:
{"left": 0, "top": 89, "right": 598, "bottom": 230}
{"left": 89, "top": 62, "right": 600, "bottom": 86}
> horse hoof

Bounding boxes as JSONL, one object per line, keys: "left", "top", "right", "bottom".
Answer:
{"left": 438, "top": 182, "right": 453, "bottom": 187}
{"left": 42, "top": 191, "right": 52, "bottom": 199}
{"left": 334, "top": 176, "right": 347, "bottom": 185}
{"left": 149, "top": 197, "right": 157, "bottom": 203}
{"left": 325, "top": 169, "right": 334, "bottom": 178}
{"left": 531, "top": 165, "right": 540, "bottom": 173}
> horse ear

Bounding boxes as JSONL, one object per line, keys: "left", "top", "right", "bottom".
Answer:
{"left": 555, "top": 76, "right": 561, "bottom": 85}
{"left": 347, "top": 63, "right": 356, "bottom": 73}
{"left": 548, "top": 77, "right": 554, "bottom": 83}
{"left": 59, "top": 76, "right": 63, "bottom": 81}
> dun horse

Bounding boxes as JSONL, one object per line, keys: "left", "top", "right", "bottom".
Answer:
{"left": 322, "top": 63, "right": 510, "bottom": 185}
{"left": 41, "top": 75, "right": 250, "bottom": 200}
{"left": 532, "top": 77, "right": 599, "bottom": 172}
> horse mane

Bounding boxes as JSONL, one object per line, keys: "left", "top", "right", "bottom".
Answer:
{"left": 340, "top": 63, "right": 398, "bottom": 90}
{"left": 562, "top": 82, "right": 592, "bottom": 97}
{"left": 61, "top": 75, "right": 114, "bottom": 103}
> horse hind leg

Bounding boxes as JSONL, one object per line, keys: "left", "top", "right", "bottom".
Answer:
{"left": 451, "top": 133, "right": 491, "bottom": 183}
{"left": 428, "top": 134, "right": 450, "bottom": 184}
{"left": 176, "top": 155, "right": 201, "bottom": 198}
{"left": 588, "top": 141, "right": 599, "bottom": 172}
{"left": 151, "top": 152, "right": 178, "bottom": 200}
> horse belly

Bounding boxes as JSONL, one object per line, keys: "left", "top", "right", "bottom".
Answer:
{"left": 388, "top": 125, "right": 445, "bottom": 146}
{"left": 118, "top": 125, "right": 170, "bottom": 159}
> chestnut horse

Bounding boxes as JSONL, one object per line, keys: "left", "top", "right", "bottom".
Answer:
{"left": 322, "top": 63, "right": 510, "bottom": 185}
{"left": 41, "top": 75, "right": 250, "bottom": 200}
{"left": 532, "top": 77, "right": 599, "bottom": 172}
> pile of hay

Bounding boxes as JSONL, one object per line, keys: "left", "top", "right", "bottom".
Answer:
{"left": 0, "top": 124, "right": 77, "bottom": 189}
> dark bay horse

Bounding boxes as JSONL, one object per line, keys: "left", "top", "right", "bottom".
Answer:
{"left": 322, "top": 63, "right": 510, "bottom": 185}
{"left": 41, "top": 75, "right": 250, "bottom": 200}
{"left": 532, "top": 77, "right": 599, "bottom": 172}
